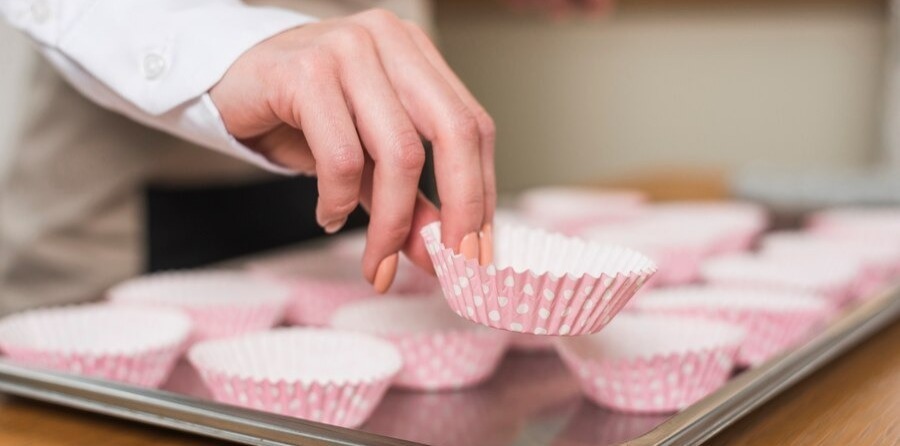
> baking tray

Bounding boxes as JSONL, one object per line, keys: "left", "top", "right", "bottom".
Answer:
{"left": 0, "top": 276, "right": 898, "bottom": 446}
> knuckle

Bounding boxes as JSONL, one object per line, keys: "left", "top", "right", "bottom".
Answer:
{"left": 474, "top": 108, "right": 496, "bottom": 144}
{"left": 327, "top": 146, "right": 365, "bottom": 179}
{"left": 331, "top": 23, "right": 374, "bottom": 52}
{"left": 323, "top": 197, "right": 359, "bottom": 216}
{"left": 361, "top": 8, "right": 399, "bottom": 26}
{"left": 376, "top": 220, "right": 412, "bottom": 245}
{"left": 294, "top": 47, "right": 334, "bottom": 82}
{"left": 447, "top": 112, "right": 480, "bottom": 145}
{"left": 403, "top": 20, "right": 426, "bottom": 37}
{"left": 447, "top": 191, "right": 484, "bottom": 219}
{"left": 391, "top": 132, "right": 426, "bottom": 173}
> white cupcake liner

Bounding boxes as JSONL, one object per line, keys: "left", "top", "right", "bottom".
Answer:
{"left": 330, "top": 296, "right": 509, "bottom": 391}
{"left": 188, "top": 328, "right": 401, "bottom": 428}
{"left": 760, "top": 231, "right": 900, "bottom": 299}
{"left": 700, "top": 254, "right": 861, "bottom": 307}
{"left": 518, "top": 187, "right": 646, "bottom": 233}
{"left": 556, "top": 314, "right": 744, "bottom": 413}
{"left": 648, "top": 201, "right": 768, "bottom": 254}
{"left": 0, "top": 304, "right": 191, "bottom": 387}
{"left": 578, "top": 212, "right": 735, "bottom": 287}
{"left": 631, "top": 286, "right": 831, "bottom": 366}
{"left": 421, "top": 222, "right": 657, "bottom": 335}
{"left": 107, "top": 270, "right": 289, "bottom": 342}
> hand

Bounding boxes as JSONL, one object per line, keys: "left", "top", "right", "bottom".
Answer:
{"left": 210, "top": 9, "right": 496, "bottom": 292}
{"left": 504, "top": 0, "right": 615, "bottom": 18}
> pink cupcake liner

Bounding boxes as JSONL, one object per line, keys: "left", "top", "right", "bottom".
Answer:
{"left": 700, "top": 254, "right": 860, "bottom": 307}
{"left": 648, "top": 201, "right": 768, "bottom": 254}
{"left": 421, "top": 222, "right": 657, "bottom": 336}
{"left": 108, "top": 271, "right": 289, "bottom": 343}
{"left": 807, "top": 207, "right": 900, "bottom": 241}
{"left": 188, "top": 328, "right": 401, "bottom": 428}
{"left": 0, "top": 304, "right": 190, "bottom": 388}
{"left": 556, "top": 314, "right": 744, "bottom": 414}
{"left": 518, "top": 187, "right": 647, "bottom": 233}
{"left": 330, "top": 296, "right": 509, "bottom": 391}
{"left": 631, "top": 286, "right": 831, "bottom": 366}
{"left": 247, "top": 251, "right": 378, "bottom": 326}
{"left": 760, "top": 231, "right": 900, "bottom": 300}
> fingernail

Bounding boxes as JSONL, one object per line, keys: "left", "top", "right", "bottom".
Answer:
{"left": 323, "top": 218, "right": 347, "bottom": 234}
{"left": 459, "top": 232, "right": 480, "bottom": 261}
{"left": 373, "top": 253, "right": 399, "bottom": 294}
{"left": 479, "top": 224, "right": 493, "bottom": 266}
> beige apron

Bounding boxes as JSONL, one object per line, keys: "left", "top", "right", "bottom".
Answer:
{"left": 0, "top": 0, "right": 433, "bottom": 315}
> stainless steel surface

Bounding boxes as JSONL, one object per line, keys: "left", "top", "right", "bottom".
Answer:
{"left": 0, "top": 284, "right": 897, "bottom": 445}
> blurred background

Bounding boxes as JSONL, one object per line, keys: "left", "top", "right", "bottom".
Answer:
{"left": 0, "top": 0, "right": 896, "bottom": 199}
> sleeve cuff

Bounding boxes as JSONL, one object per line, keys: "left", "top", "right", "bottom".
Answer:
{"left": 181, "top": 94, "right": 299, "bottom": 175}
{"left": 58, "top": 1, "right": 316, "bottom": 115}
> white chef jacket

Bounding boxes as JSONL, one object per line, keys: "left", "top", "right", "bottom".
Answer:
{"left": 0, "top": 0, "right": 432, "bottom": 315}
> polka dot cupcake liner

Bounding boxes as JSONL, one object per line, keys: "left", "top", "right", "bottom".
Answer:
{"left": 247, "top": 251, "right": 379, "bottom": 326}
{"left": 0, "top": 304, "right": 191, "bottom": 388}
{"left": 330, "top": 296, "right": 509, "bottom": 391}
{"left": 188, "top": 328, "right": 401, "bottom": 428}
{"left": 108, "top": 270, "right": 289, "bottom": 343}
{"left": 421, "top": 222, "right": 657, "bottom": 336}
{"left": 556, "top": 314, "right": 745, "bottom": 414}
{"left": 700, "top": 254, "right": 861, "bottom": 308}
{"left": 631, "top": 286, "right": 831, "bottom": 366}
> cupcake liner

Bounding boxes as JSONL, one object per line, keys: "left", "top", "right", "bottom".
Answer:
{"left": 648, "top": 201, "right": 768, "bottom": 254}
{"left": 421, "top": 222, "right": 657, "bottom": 335}
{"left": 577, "top": 214, "right": 728, "bottom": 287}
{"left": 518, "top": 187, "right": 646, "bottom": 234}
{"left": 631, "top": 286, "right": 831, "bottom": 366}
{"left": 247, "top": 251, "right": 379, "bottom": 326}
{"left": 700, "top": 254, "right": 860, "bottom": 307}
{"left": 330, "top": 296, "right": 509, "bottom": 391}
{"left": 108, "top": 271, "right": 289, "bottom": 342}
{"left": 760, "top": 231, "right": 900, "bottom": 300}
{"left": 807, "top": 207, "right": 900, "bottom": 241}
{"left": 556, "top": 314, "right": 744, "bottom": 414}
{"left": 0, "top": 304, "right": 190, "bottom": 388}
{"left": 188, "top": 328, "right": 401, "bottom": 428}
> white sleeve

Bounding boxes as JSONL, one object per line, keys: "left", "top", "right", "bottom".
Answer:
{"left": 0, "top": 0, "right": 317, "bottom": 173}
